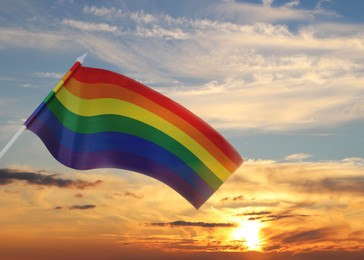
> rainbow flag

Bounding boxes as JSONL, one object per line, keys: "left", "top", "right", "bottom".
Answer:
{"left": 24, "top": 61, "right": 242, "bottom": 209}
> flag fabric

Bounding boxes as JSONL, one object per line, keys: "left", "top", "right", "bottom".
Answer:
{"left": 26, "top": 66, "right": 243, "bottom": 209}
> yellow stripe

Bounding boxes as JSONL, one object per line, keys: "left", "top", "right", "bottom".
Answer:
{"left": 56, "top": 87, "right": 232, "bottom": 181}
{"left": 52, "top": 80, "right": 65, "bottom": 93}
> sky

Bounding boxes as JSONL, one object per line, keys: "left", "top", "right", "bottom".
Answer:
{"left": 1, "top": 0, "right": 364, "bottom": 259}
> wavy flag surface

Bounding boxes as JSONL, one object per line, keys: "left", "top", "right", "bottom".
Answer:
{"left": 25, "top": 65, "right": 243, "bottom": 208}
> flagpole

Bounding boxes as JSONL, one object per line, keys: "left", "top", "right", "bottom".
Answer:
{"left": 0, "top": 53, "right": 87, "bottom": 160}
{"left": 0, "top": 125, "right": 26, "bottom": 160}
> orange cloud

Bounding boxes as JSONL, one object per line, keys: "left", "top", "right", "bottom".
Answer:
{"left": 0, "top": 168, "right": 102, "bottom": 189}
{"left": 1, "top": 160, "right": 364, "bottom": 257}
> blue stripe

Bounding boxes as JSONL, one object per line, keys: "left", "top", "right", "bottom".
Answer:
{"left": 28, "top": 106, "right": 215, "bottom": 207}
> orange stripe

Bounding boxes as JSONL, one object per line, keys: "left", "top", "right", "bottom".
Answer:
{"left": 64, "top": 78, "right": 239, "bottom": 173}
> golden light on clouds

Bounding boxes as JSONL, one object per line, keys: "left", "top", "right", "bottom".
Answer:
{"left": 1, "top": 158, "right": 364, "bottom": 259}
{"left": 231, "top": 220, "right": 262, "bottom": 251}
{"left": 1, "top": 0, "right": 364, "bottom": 259}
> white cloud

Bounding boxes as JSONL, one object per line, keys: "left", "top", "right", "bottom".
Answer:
{"left": 83, "top": 5, "right": 120, "bottom": 17}
{"left": 129, "top": 10, "right": 157, "bottom": 24}
{"left": 309, "top": 22, "right": 364, "bottom": 36}
{"left": 284, "top": 153, "right": 312, "bottom": 161}
{"left": 66, "top": 17, "right": 364, "bottom": 130}
{"left": 0, "top": 77, "right": 15, "bottom": 81}
{"left": 1, "top": 3, "right": 364, "bottom": 132}
{"left": 342, "top": 157, "right": 364, "bottom": 166}
{"left": 62, "top": 19, "right": 118, "bottom": 33}
{"left": 212, "top": 2, "right": 321, "bottom": 23}
{"left": 135, "top": 25, "right": 189, "bottom": 39}
{"left": 33, "top": 72, "right": 63, "bottom": 79}
{"left": 262, "top": 0, "right": 273, "bottom": 7}
{"left": 83, "top": 5, "right": 156, "bottom": 24}
{"left": 316, "top": 0, "right": 331, "bottom": 10}
{"left": 0, "top": 28, "right": 70, "bottom": 50}
{"left": 284, "top": 0, "right": 300, "bottom": 8}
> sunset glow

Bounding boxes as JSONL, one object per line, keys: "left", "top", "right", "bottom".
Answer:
{"left": 232, "top": 221, "right": 262, "bottom": 251}
{"left": 2, "top": 0, "right": 364, "bottom": 259}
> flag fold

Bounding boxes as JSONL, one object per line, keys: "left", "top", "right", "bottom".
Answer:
{"left": 27, "top": 67, "right": 243, "bottom": 208}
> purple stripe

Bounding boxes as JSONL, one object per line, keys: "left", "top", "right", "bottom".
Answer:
{"left": 29, "top": 113, "right": 211, "bottom": 209}
{"left": 24, "top": 102, "right": 47, "bottom": 127}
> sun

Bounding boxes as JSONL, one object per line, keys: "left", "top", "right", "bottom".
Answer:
{"left": 231, "top": 220, "right": 262, "bottom": 251}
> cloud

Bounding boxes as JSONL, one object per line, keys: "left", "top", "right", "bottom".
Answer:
{"left": 82, "top": 2, "right": 335, "bottom": 26}
{"left": 318, "top": 176, "right": 364, "bottom": 195}
{"left": 0, "top": 168, "right": 102, "bottom": 189}
{"left": 236, "top": 160, "right": 364, "bottom": 197}
{"left": 165, "top": 52, "right": 364, "bottom": 130}
{"left": 54, "top": 204, "right": 96, "bottom": 210}
{"left": 33, "top": 72, "right": 63, "bottom": 79}
{"left": 212, "top": 1, "right": 335, "bottom": 23}
{"left": 284, "top": 0, "right": 300, "bottom": 8}
{"left": 69, "top": 204, "right": 96, "bottom": 210}
{"left": 248, "top": 214, "right": 309, "bottom": 222}
{"left": 284, "top": 153, "right": 312, "bottom": 161}
{"left": 316, "top": 0, "right": 332, "bottom": 10}
{"left": 83, "top": 5, "right": 156, "bottom": 24}
{"left": 147, "top": 220, "right": 236, "bottom": 228}
{"left": 237, "top": 211, "right": 272, "bottom": 216}
{"left": 262, "top": 0, "right": 273, "bottom": 7}
{"left": 74, "top": 193, "right": 83, "bottom": 198}
{"left": 62, "top": 19, "right": 119, "bottom": 33}
{"left": 282, "top": 227, "right": 338, "bottom": 244}
{"left": 2, "top": 2, "right": 364, "bottom": 255}
{"left": 1, "top": 2, "right": 363, "bottom": 133}
{"left": 220, "top": 195, "right": 245, "bottom": 202}
{"left": 109, "top": 191, "right": 144, "bottom": 200}
{"left": 220, "top": 159, "right": 364, "bottom": 222}
{"left": 135, "top": 25, "right": 189, "bottom": 39}
{"left": 82, "top": 6, "right": 184, "bottom": 39}
{"left": 262, "top": 225, "right": 353, "bottom": 252}
{"left": 1, "top": 160, "right": 364, "bottom": 255}
{"left": 236, "top": 210, "right": 309, "bottom": 222}
{"left": 0, "top": 28, "right": 71, "bottom": 50}
{"left": 342, "top": 157, "right": 364, "bottom": 166}
{"left": 123, "top": 191, "right": 144, "bottom": 200}
{"left": 83, "top": 5, "right": 121, "bottom": 17}
{"left": 233, "top": 195, "right": 244, "bottom": 201}
{"left": 129, "top": 10, "right": 157, "bottom": 25}
{"left": 220, "top": 197, "right": 229, "bottom": 202}
{"left": 0, "top": 76, "right": 16, "bottom": 81}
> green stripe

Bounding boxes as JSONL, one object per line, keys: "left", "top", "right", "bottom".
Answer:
{"left": 47, "top": 97, "right": 222, "bottom": 190}
{"left": 43, "top": 91, "right": 55, "bottom": 104}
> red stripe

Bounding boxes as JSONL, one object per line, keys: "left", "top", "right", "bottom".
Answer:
{"left": 69, "top": 61, "right": 81, "bottom": 73}
{"left": 73, "top": 66, "right": 243, "bottom": 166}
